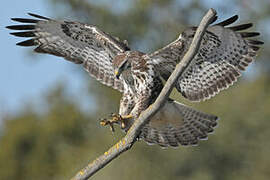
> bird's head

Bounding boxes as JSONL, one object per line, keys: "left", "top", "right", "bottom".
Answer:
{"left": 112, "top": 51, "right": 132, "bottom": 79}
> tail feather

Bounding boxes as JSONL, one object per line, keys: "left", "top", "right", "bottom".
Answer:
{"left": 140, "top": 100, "right": 218, "bottom": 147}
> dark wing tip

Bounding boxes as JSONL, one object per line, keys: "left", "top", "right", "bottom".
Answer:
{"left": 216, "top": 15, "right": 239, "bottom": 26}
{"left": 240, "top": 32, "right": 260, "bottom": 38}
{"left": 6, "top": 25, "right": 35, "bottom": 30}
{"left": 210, "top": 15, "right": 218, "bottom": 24}
{"left": 6, "top": 25, "right": 15, "bottom": 30}
{"left": 229, "top": 23, "right": 253, "bottom": 31}
{"left": 16, "top": 39, "right": 36, "bottom": 47}
{"left": 10, "top": 31, "right": 36, "bottom": 37}
{"left": 5, "top": 25, "right": 11, "bottom": 30}
{"left": 27, "top": 13, "right": 50, "bottom": 20}
{"left": 11, "top": 18, "right": 39, "bottom": 23}
{"left": 247, "top": 39, "right": 264, "bottom": 45}
{"left": 249, "top": 45, "right": 261, "bottom": 51}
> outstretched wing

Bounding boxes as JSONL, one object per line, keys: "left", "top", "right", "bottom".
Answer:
{"left": 148, "top": 15, "right": 263, "bottom": 101}
{"left": 7, "top": 13, "right": 130, "bottom": 92}
{"left": 140, "top": 100, "right": 218, "bottom": 147}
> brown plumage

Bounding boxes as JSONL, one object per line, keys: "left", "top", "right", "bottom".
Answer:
{"left": 7, "top": 13, "right": 263, "bottom": 147}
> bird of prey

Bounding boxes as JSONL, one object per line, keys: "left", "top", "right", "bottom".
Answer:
{"left": 7, "top": 13, "right": 263, "bottom": 147}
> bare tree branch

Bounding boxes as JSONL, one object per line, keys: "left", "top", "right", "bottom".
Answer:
{"left": 71, "top": 8, "right": 217, "bottom": 180}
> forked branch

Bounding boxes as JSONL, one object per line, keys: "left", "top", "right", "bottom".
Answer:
{"left": 71, "top": 8, "right": 217, "bottom": 180}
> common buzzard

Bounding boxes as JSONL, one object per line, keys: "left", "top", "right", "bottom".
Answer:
{"left": 7, "top": 13, "right": 263, "bottom": 147}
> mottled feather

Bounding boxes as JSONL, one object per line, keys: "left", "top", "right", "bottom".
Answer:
{"left": 148, "top": 15, "right": 263, "bottom": 102}
{"left": 140, "top": 100, "right": 218, "bottom": 147}
{"left": 7, "top": 13, "right": 130, "bottom": 92}
{"left": 7, "top": 13, "right": 263, "bottom": 148}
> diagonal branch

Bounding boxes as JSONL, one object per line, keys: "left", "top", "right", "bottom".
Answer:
{"left": 71, "top": 8, "right": 217, "bottom": 180}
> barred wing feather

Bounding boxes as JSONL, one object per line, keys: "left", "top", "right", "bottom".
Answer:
{"left": 7, "top": 13, "right": 130, "bottom": 92}
{"left": 140, "top": 100, "right": 218, "bottom": 147}
{"left": 149, "top": 15, "right": 263, "bottom": 101}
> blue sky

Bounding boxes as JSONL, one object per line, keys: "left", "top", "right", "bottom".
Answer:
{"left": 0, "top": 0, "right": 89, "bottom": 121}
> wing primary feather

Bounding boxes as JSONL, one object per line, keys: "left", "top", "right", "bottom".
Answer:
{"left": 6, "top": 13, "right": 127, "bottom": 93}
{"left": 27, "top": 13, "right": 50, "bottom": 20}
{"left": 16, "top": 39, "right": 36, "bottom": 46}
{"left": 210, "top": 15, "right": 218, "bottom": 24}
{"left": 247, "top": 39, "right": 264, "bottom": 45}
{"left": 216, "top": 15, "right": 238, "bottom": 26}
{"left": 10, "top": 31, "right": 36, "bottom": 37}
{"left": 6, "top": 25, "right": 35, "bottom": 30}
{"left": 240, "top": 32, "right": 260, "bottom": 38}
{"left": 249, "top": 46, "right": 260, "bottom": 51}
{"left": 11, "top": 18, "right": 39, "bottom": 23}
{"left": 229, "top": 23, "right": 253, "bottom": 31}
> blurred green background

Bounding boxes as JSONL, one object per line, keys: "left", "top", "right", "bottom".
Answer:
{"left": 1, "top": 0, "right": 270, "bottom": 179}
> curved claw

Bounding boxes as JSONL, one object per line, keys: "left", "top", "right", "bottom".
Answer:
{"left": 99, "top": 119, "right": 109, "bottom": 126}
{"left": 109, "top": 124, "right": 115, "bottom": 132}
{"left": 99, "top": 113, "right": 133, "bottom": 132}
{"left": 100, "top": 118, "right": 115, "bottom": 132}
{"left": 120, "top": 121, "right": 125, "bottom": 129}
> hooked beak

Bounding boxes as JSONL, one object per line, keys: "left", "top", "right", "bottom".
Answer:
{"left": 115, "top": 70, "right": 120, "bottom": 79}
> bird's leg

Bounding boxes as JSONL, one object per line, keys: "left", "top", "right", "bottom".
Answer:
{"left": 109, "top": 113, "right": 133, "bottom": 129}
{"left": 99, "top": 113, "right": 133, "bottom": 131}
{"left": 118, "top": 114, "right": 133, "bottom": 129}
{"left": 100, "top": 117, "right": 116, "bottom": 132}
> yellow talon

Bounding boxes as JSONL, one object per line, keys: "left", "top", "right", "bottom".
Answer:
{"left": 99, "top": 113, "right": 133, "bottom": 132}
{"left": 99, "top": 118, "right": 115, "bottom": 132}
{"left": 120, "top": 114, "right": 133, "bottom": 129}
{"left": 121, "top": 121, "right": 125, "bottom": 129}
{"left": 100, "top": 121, "right": 107, "bottom": 126}
{"left": 122, "top": 114, "right": 133, "bottom": 119}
